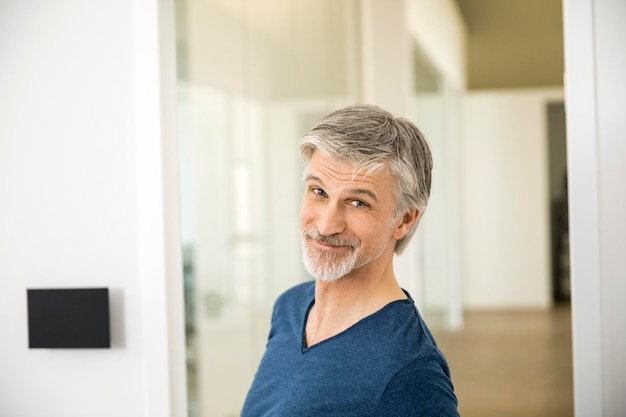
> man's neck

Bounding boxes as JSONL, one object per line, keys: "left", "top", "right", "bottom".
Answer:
{"left": 305, "top": 257, "right": 406, "bottom": 347}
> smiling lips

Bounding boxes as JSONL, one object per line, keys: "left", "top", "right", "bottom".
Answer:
{"left": 313, "top": 240, "right": 350, "bottom": 253}
{"left": 303, "top": 229, "right": 360, "bottom": 251}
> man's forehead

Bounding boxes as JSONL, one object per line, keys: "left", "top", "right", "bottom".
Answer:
{"left": 304, "top": 152, "right": 395, "bottom": 196}
{"left": 306, "top": 151, "right": 390, "bottom": 181}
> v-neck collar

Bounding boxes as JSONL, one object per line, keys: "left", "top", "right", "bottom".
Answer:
{"left": 300, "top": 289, "right": 414, "bottom": 354}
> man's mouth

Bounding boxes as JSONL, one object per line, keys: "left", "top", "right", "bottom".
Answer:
{"left": 303, "top": 230, "right": 359, "bottom": 250}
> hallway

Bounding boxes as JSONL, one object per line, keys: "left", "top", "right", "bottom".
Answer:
{"left": 432, "top": 304, "right": 574, "bottom": 417}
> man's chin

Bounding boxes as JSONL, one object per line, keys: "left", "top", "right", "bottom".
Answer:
{"left": 303, "top": 256, "right": 356, "bottom": 282}
{"left": 316, "top": 272, "right": 346, "bottom": 282}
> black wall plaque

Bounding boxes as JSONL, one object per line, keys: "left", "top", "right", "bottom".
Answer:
{"left": 27, "top": 288, "right": 110, "bottom": 348}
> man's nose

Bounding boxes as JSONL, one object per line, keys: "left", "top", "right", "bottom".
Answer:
{"left": 316, "top": 202, "right": 346, "bottom": 236}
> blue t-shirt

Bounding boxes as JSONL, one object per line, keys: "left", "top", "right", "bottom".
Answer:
{"left": 241, "top": 281, "right": 459, "bottom": 416}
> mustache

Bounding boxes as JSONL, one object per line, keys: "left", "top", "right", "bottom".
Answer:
{"left": 303, "top": 230, "right": 360, "bottom": 249}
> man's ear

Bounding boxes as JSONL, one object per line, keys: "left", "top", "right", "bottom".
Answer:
{"left": 393, "top": 208, "right": 420, "bottom": 240}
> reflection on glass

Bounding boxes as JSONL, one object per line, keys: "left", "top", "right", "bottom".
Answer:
{"left": 176, "top": 1, "right": 361, "bottom": 416}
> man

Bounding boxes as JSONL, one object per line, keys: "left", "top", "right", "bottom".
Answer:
{"left": 241, "top": 104, "right": 459, "bottom": 416}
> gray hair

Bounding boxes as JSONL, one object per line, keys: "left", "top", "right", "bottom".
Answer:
{"left": 299, "top": 104, "right": 433, "bottom": 254}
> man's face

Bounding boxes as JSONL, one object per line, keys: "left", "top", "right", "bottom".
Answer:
{"left": 300, "top": 151, "right": 402, "bottom": 282}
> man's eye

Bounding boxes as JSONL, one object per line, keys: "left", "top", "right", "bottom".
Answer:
{"left": 313, "top": 188, "right": 327, "bottom": 197}
{"left": 350, "top": 200, "right": 368, "bottom": 208}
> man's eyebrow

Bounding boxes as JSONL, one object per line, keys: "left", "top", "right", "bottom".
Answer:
{"left": 304, "top": 174, "right": 324, "bottom": 184}
{"left": 347, "top": 188, "right": 379, "bottom": 203}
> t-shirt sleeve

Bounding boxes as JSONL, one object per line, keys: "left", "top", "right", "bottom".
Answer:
{"left": 375, "top": 356, "right": 459, "bottom": 417}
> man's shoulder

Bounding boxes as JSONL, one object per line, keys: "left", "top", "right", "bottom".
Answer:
{"left": 276, "top": 280, "right": 315, "bottom": 306}
{"left": 269, "top": 280, "right": 314, "bottom": 325}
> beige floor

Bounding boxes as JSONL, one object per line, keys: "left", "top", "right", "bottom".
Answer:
{"left": 431, "top": 304, "right": 574, "bottom": 417}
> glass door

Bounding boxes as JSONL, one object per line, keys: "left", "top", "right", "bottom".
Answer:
{"left": 176, "top": 1, "right": 362, "bottom": 415}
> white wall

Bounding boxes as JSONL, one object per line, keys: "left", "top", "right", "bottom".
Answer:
{"left": 0, "top": 1, "right": 185, "bottom": 417}
{"left": 461, "top": 88, "right": 563, "bottom": 309}
{"left": 563, "top": 0, "right": 626, "bottom": 415}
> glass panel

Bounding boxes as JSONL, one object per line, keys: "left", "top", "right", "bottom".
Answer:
{"left": 411, "top": 43, "right": 463, "bottom": 329}
{"left": 176, "top": 1, "right": 362, "bottom": 416}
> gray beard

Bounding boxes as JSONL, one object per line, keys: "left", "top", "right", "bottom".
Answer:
{"left": 302, "top": 239, "right": 358, "bottom": 281}
{"left": 301, "top": 218, "right": 397, "bottom": 282}
{"left": 301, "top": 230, "right": 361, "bottom": 282}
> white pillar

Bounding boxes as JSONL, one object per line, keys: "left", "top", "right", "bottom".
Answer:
{"left": 360, "top": 0, "right": 412, "bottom": 116}
{"left": 134, "top": 0, "right": 187, "bottom": 416}
{"left": 563, "top": 0, "right": 626, "bottom": 415}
